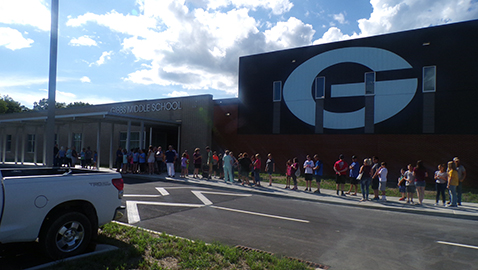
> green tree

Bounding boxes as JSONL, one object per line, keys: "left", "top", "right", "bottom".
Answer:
{"left": 66, "top": 101, "right": 91, "bottom": 108}
{"left": 0, "top": 95, "right": 30, "bottom": 113}
{"left": 0, "top": 99, "right": 8, "bottom": 113}
{"left": 33, "top": 98, "right": 67, "bottom": 111}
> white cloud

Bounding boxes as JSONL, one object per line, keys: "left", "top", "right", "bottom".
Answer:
{"left": 89, "top": 51, "right": 113, "bottom": 67}
{"left": 0, "top": 0, "right": 51, "bottom": 31}
{"left": 66, "top": 0, "right": 305, "bottom": 95}
{"left": 80, "top": 76, "right": 91, "bottom": 83}
{"left": 0, "top": 27, "right": 34, "bottom": 50}
{"left": 167, "top": 91, "right": 190, "bottom": 97}
{"left": 315, "top": 0, "right": 478, "bottom": 44}
{"left": 206, "top": 0, "right": 294, "bottom": 15}
{"left": 69, "top": 36, "right": 98, "bottom": 47}
{"left": 333, "top": 12, "right": 347, "bottom": 24}
{"left": 264, "top": 17, "right": 315, "bottom": 49}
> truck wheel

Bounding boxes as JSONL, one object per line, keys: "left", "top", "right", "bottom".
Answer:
{"left": 40, "top": 212, "right": 93, "bottom": 260}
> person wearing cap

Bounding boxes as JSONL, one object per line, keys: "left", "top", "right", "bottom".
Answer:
{"left": 333, "top": 154, "right": 348, "bottom": 196}
{"left": 345, "top": 155, "right": 360, "bottom": 196}
{"left": 453, "top": 157, "right": 466, "bottom": 206}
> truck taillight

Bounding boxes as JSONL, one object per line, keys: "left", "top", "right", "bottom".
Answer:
{"left": 112, "top": 178, "right": 124, "bottom": 191}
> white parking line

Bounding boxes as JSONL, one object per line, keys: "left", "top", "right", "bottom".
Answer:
{"left": 156, "top": 187, "right": 170, "bottom": 196}
{"left": 126, "top": 200, "right": 205, "bottom": 224}
{"left": 210, "top": 206, "right": 310, "bottom": 223}
{"left": 124, "top": 194, "right": 161, "bottom": 198}
{"left": 191, "top": 190, "right": 213, "bottom": 205}
{"left": 437, "top": 241, "right": 478, "bottom": 250}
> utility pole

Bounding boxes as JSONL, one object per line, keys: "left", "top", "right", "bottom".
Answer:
{"left": 45, "top": 0, "right": 59, "bottom": 166}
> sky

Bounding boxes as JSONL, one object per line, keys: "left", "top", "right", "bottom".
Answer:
{"left": 1, "top": 0, "right": 477, "bottom": 108}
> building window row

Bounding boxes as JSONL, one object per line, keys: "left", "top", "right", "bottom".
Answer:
{"left": 272, "top": 66, "right": 437, "bottom": 101}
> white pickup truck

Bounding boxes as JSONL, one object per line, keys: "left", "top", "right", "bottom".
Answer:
{"left": 0, "top": 166, "right": 124, "bottom": 259}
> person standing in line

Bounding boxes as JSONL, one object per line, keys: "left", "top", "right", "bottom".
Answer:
{"left": 397, "top": 168, "right": 407, "bottom": 201}
{"left": 446, "top": 161, "right": 459, "bottom": 207}
{"left": 333, "top": 154, "right": 348, "bottom": 196}
{"left": 85, "top": 147, "right": 93, "bottom": 169}
{"left": 92, "top": 150, "right": 98, "bottom": 170}
{"left": 212, "top": 151, "right": 219, "bottom": 177}
{"left": 238, "top": 152, "right": 252, "bottom": 186}
{"left": 290, "top": 157, "right": 299, "bottom": 190}
{"left": 206, "top": 146, "right": 213, "bottom": 180}
{"left": 373, "top": 162, "right": 388, "bottom": 201}
{"left": 265, "top": 153, "right": 276, "bottom": 186}
{"left": 223, "top": 150, "right": 234, "bottom": 183}
{"left": 165, "top": 145, "right": 177, "bottom": 177}
{"left": 413, "top": 160, "right": 428, "bottom": 205}
{"left": 71, "top": 146, "right": 78, "bottom": 168}
{"left": 346, "top": 155, "right": 360, "bottom": 196}
{"left": 122, "top": 148, "right": 129, "bottom": 174}
{"left": 434, "top": 164, "right": 448, "bottom": 206}
{"left": 115, "top": 147, "right": 123, "bottom": 172}
{"left": 218, "top": 153, "right": 224, "bottom": 179}
{"left": 80, "top": 148, "right": 86, "bottom": 168}
{"left": 313, "top": 155, "right": 323, "bottom": 193}
{"left": 139, "top": 149, "right": 147, "bottom": 174}
{"left": 453, "top": 157, "right": 466, "bottom": 206}
{"left": 180, "top": 153, "right": 188, "bottom": 178}
{"left": 147, "top": 146, "right": 155, "bottom": 175}
{"left": 359, "top": 158, "right": 372, "bottom": 202}
{"left": 303, "top": 155, "right": 314, "bottom": 192}
{"left": 192, "top": 148, "right": 202, "bottom": 178}
{"left": 285, "top": 159, "right": 292, "bottom": 189}
{"left": 370, "top": 156, "right": 381, "bottom": 200}
{"left": 155, "top": 146, "right": 164, "bottom": 174}
{"left": 53, "top": 144, "right": 60, "bottom": 167}
{"left": 253, "top": 153, "right": 262, "bottom": 187}
{"left": 404, "top": 164, "right": 416, "bottom": 204}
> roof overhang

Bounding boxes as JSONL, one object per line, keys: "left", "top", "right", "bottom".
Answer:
{"left": 0, "top": 111, "right": 180, "bottom": 127}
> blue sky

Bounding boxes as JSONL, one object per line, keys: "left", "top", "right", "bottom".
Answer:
{"left": 1, "top": 0, "right": 477, "bottom": 108}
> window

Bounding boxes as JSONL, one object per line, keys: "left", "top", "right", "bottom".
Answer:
{"left": 423, "top": 66, "right": 436, "bottom": 92}
{"left": 27, "top": 134, "right": 35, "bottom": 153}
{"left": 314, "top": 77, "right": 325, "bottom": 99}
{"left": 120, "top": 131, "right": 140, "bottom": 150}
{"left": 273, "top": 81, "right": 282, "bottom": 102}
{"left": 6, "top": 134, "right": 12, "bottom": 152}
{"left": 73, "top": 133, "right": 82, "bottom": 150}
{"left": 365, "top": 72, "right": 375, "bottom": 95}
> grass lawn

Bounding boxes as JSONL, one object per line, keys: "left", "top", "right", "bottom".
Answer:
{"left": 46, "top": 222, "right": 315, "bottom": 270}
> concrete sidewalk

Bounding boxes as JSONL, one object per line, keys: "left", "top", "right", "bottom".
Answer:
{"left": 125, "top": 172, "right": 478, "bottom": 221}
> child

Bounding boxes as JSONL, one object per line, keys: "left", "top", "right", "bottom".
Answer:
{"left": 181, "top": 153, "right": 188, "bottom": 177}
{"left": 285, "top": 160, "right": 292, "bottom": 189}
{"left": 290, "top": 157, "right": 299, "bottom": 190}
{"left": 303, "top": 155, "right": 314, "bottom": 191}
{"left": 397, "top": 168, "right": 407, "bottom": 201}
{"left": 404, "top": 164, "right": 416, "bottom": 204}
{"left": 92, "top": 151, "right": 98, "bottom": 169}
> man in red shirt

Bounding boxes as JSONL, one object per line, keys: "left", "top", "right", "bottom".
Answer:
{"left": 334, "top": 154, "right": 348, "bottom": 196}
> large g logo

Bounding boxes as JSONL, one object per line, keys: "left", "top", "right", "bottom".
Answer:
{"left": 283, "top": 47, "right": 417, "bottom": 129}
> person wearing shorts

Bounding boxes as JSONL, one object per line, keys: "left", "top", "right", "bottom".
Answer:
{"left": 313, "top": 154, "right": 323, "bottom": 193}
{"left": 375, "top": 162, "right": 388, "bottom": 201}
{"left": 346, "top": 155, "right": 360, "bottom": 196}
{"left": 333, "top": 154, "right": 348, "bottom": 196}
{"left": 303, "top": 155, "right": 314, "bottom": 192}
{"left": 370, "top": 156, "right": 380, "bottom": 200}
{"left": 404, "top": 164, "right": 416, "bottom": 204}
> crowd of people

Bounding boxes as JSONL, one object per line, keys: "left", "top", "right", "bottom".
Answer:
{"left": 82, "top": 143, "right": 467, "bottom": 207}
{"left": 334, "top": 155, "right": 466, "bottom": 207}
{"left": 53, "top": 144, "right": 97, "bottom": 169}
